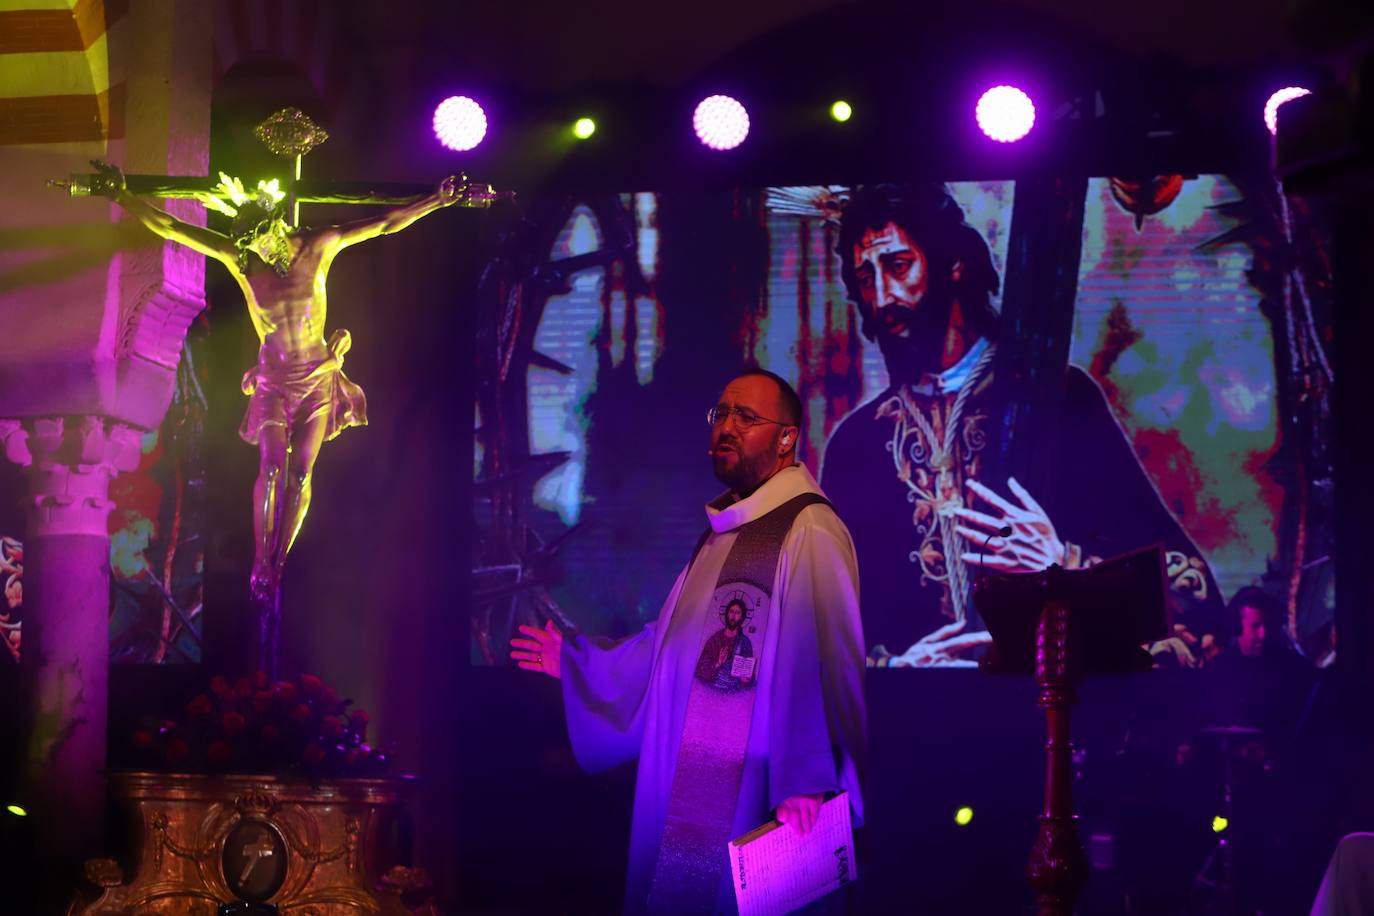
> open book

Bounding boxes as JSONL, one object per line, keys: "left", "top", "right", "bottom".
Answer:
{"left": 728, "top": 792, "right": 856, "bottom": 916}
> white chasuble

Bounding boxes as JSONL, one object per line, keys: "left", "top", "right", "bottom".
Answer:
{"left": 561, "top": 465, "right": 867, "bottom": 914}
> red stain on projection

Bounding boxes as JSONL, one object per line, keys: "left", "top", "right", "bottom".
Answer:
{"left": 822, "top": 306, "right": 861, "bottom": 431}
{"left": 778, "top": 245, "right": 800, "bottom": 279}
{"left": 1088, "top": 302, "right": 1142, "bottom": 412}
{"left": 107, "top": 438, "right": 164, "bottom": 535}
{"left": 795, "top": 219, "right": 813, "bottom": 379}
{"left": 652, "top": 298, "right": 666, "bottom": 367}
{"left": 1243, "top": 440, "right": 1285, "bottom": 536}
{"left": 1132, "top": 427, "right": 1238, "bottom": 552}
{"left": 794, "top": 220, "right": 817, "bottom": 475}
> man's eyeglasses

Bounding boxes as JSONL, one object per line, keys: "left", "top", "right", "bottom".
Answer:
{"left": 706, "top": 405, "right": 790, "bottom": 429}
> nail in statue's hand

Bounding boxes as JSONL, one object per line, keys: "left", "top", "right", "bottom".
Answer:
{"left": 437, "top": 175, "right": 460, "bottom": 205}
{"left": 89, "top": 159, "right": 126, "bottom": 196}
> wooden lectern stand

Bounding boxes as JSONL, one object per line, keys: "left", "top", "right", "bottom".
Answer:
{"left": 975, "top": 546, "right": 1168, "bottom": 915}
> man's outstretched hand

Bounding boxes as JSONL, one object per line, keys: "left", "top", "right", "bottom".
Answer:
{"left": 776, "top": 793, "right": 827, "bottom": 836}
{"left": 510, "top": 620, "right": 563, "bottom": 679}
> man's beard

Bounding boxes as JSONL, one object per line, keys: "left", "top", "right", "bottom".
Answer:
{"left": 712, "top": 431, "right": 780, "bottom": 494}
{"left": 872, "top": 298, "right": 954, "bottom": 384}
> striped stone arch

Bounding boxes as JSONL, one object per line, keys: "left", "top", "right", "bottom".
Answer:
{"left": 0, "top": 0, "right": 214, "bottom": 430}
{"left": 0, "top": 0, "right": 125, "bottom": 146}
{"left": 0, "top": 0, "right": 348, "bottom": 148}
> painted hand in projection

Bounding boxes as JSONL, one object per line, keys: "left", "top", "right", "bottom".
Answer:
{"left": 887, "top": 619, "right": 989, "bottom": 668}
{"left": 510, "top": 620, "right": 563, "bottom": 679}
{"left": 954, "top": 477, "right": 1066, "bottom": 573}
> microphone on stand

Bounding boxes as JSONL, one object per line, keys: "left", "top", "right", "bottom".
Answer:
{"left": 978, "top": 525, "right": 1015, "bottom": 577}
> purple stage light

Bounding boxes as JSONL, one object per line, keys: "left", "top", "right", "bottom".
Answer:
{"left": 976, "top": 85, "right": 1035, "bottom": 143}
{"left": 433, "top": 96, "right": 488, "bottom": 151}
{"left": 1264, "top": 87, "right": 1311, "bottom": 135}
{"left": 693, "top": 95, "right": 749, "bottom": 150}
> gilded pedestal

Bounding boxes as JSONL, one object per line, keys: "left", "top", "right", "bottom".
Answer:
{"left": 71, "top": 772, "right": 437, "bottom": 915}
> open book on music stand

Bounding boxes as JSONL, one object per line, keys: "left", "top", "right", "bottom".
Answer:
{"left": 976, "top": 544, "right": 1167, "bottom": 676}
{"left": 974, "top": 545, "right": 1169, "bottom": 916}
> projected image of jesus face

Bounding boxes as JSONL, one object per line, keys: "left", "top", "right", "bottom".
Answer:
{"left": 853, "top": 221, "right": 931, "bottom": 338}
{"left": 849, "top": 220, "right": 955, "bottom": 382}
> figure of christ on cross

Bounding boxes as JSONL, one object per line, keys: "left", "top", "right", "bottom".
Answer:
{"left": 92, "top": 161, "right": 461, "bottom": 606}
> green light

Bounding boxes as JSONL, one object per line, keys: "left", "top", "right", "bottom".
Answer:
{"left": 6, "top": 804, "right": 27, "bottom": 817}
{"left": 954, "top": 806, "right": 974, "bottom": 826}
{"left": 830, "top": 100, "right": 853, "bottom": 123}
{"left": 573, "top": 117, "right": 596, "bottom": 139}
{"left": 1211, "top": 815, "right": 1228, "bottom": 834}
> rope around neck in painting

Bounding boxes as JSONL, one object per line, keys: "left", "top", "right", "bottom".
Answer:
{"left": 888, "top": 343, "right": 997, "bottom": 627}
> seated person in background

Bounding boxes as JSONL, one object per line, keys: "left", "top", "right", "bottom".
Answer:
{"left": 1203, "top": 586, "right": 1312, "bottom": 746}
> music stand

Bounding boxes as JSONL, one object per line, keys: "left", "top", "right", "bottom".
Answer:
{"left": 976, "top": 545, "right": 1168, "bottom": 916}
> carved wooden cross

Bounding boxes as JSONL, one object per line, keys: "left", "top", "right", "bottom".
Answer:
{"left": 51, "top": 107, "right": 509, "bottom": 215}
{"left": 47, "top": 107, "right": 511, "bottom": 678}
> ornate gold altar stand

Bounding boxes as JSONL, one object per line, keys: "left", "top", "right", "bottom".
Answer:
{"left": 69, "top": 772, "right": 438, "bottom": 915}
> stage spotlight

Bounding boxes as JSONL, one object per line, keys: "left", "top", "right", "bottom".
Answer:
{"left": 954, "top": 806, "right": 974, "bottom": 826}
{"left": 693, "top": 95, "right": 750, "bottom": 150}
{"left": 976, "top": 85, "right": 1035, "bottom": 143}
{"left": 1211, "top": 815, "right": 1229, "bottom": 834}
{"left": 1264, "top": 86, "right": 1311, "bottom": 135}
{"left": 573, "top": 117, "right": 597, "bottom": 140}
{"left": 6, "top": 804, "right": 26, "bottom": 817}
{"left": 830, "top": 100, "right": 853, "bottom": 123}
{"left": 433, "top": 96, "right": 488, "bottom": 151}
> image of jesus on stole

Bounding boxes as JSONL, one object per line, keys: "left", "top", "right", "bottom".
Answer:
{"left": 695, "top": 596, "right": 757, "bottom": 692}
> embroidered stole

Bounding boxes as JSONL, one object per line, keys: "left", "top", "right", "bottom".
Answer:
{"left": 647, "top": 492, "right": 830, "bottom": 912}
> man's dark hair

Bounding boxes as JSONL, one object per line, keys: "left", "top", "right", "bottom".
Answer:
{"left": 735, "top": 368, "right": 803, "bottom": 427}
{"left": 229, "top": 198, "right": 285, "bottom": 244}
{"left": 836, "top": 183, "right": 1001, "bottom": 342}
{"left": 1226, "top": 585, "right": 1292, "bottom": 654}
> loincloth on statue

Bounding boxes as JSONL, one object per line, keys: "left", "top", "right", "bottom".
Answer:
{"left": 239, "top": 329, "right": 367, "bottom": 445}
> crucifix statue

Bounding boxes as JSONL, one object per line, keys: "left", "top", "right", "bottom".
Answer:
{"left": 54, "top": 108, "right": 506, "bottom": 676}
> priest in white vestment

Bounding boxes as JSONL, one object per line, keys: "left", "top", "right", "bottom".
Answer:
{"left": 512, "top": 370, "right": 867, "bottom": 914}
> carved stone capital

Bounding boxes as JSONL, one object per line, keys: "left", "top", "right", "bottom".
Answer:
{"left": 0, "top": 418, "right": 30, "bottom": 467}
{"left": 117, "top": 278, "right": 207, "bottom": 371}
{"left": 20, "top": 416, "right": 143, "bottom": 538}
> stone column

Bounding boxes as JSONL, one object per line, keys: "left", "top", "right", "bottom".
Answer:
{"left": 0, "top": 416, "right": 141, "bottom": 864}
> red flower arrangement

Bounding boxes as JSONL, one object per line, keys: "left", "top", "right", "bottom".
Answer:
{"left": 129, "top": 670, "right": 389, "bottom": 777}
